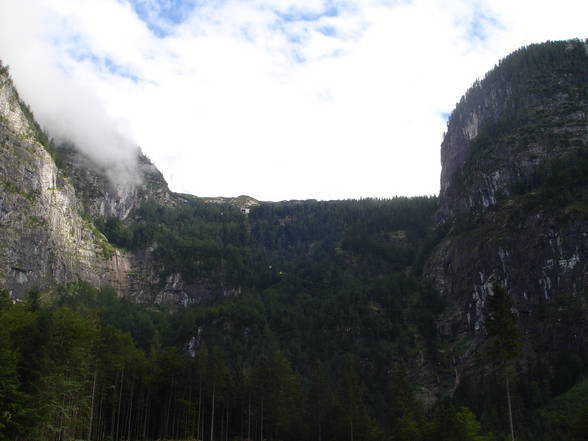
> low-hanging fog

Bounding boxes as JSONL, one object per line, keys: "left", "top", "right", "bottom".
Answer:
{"left": 0, "top": 2, "right": 141, "bottom": 188}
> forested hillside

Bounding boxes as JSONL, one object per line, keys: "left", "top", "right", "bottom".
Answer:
{"left": 2, "top": 40, "right": 588, "bottom": 441}
{"left": 1, "top": 197, "right": 456, "bottom": 441}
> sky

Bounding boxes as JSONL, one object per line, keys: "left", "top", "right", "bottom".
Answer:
{"left": 0, "top": 0, "right": 586, "bottom": 201}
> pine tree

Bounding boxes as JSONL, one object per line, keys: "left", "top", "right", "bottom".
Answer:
{"left": 486, "top": 284, "right": 521, "bottom": 441}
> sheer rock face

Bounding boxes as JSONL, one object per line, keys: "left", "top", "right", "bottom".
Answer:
{"left": 56, "top": 146, "right": 222, "bottom": 308}
{"left": 439, "top": 40, "right": 588, "bottom": 222}
{"left": 0, "top": 63, "right": 219, "bottom": 306}
{"left": 0, "top": 66, "right": 131, "bottom": 298}
{"left": 426, "top": 40, "right": 588, "bottom": 385}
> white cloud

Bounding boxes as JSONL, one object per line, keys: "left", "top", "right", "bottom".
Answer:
{"left": 0, "top": 0, "right": 144, "bottom": 187}
{"left": 0, "top": 0, "right": 586, "bottom": 200}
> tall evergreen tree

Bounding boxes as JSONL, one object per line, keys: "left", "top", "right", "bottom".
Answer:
{"left": 486, "top": 284, "right": 521, "bottom": 441}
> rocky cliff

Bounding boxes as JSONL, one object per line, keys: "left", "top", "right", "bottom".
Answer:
{"left": 57, "top": 142, "right": 174, "bottom": 221}
{"left": 0, "top": 63, "right": 130, "bottom": 298}
{"left": 54, "top": 138, "right": 199, "bottom": 307}
{"left": 426, "top": 40, "right": 588, "bottom": 384}
{"left": 439, "top": 40, "right": 588, "bottom": 221}
{"left": 0, "top": 61, "right": 256, "bottom": 306}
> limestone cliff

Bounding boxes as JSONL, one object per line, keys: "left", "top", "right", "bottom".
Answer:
{"left": 0, "top": 63, "right": 130, "bottom": 298}
{"left": 426, "top": 40, "right": 588, "bottom": 385}
{"left": 439, "top": 39, "right": 588, "bottom": 221}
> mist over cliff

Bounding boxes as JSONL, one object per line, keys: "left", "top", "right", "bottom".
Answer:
{"left": 0, "top": 4, "right": 142, "bottom": 189}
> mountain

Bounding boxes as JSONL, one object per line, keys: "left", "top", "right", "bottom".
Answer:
{"left": 1, "top": 40, "right": 588, "bottom": 441}
{"left": 426, "top": 39, "right": 588, "bottom": 385}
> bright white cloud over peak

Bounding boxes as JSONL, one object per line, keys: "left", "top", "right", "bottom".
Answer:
{"left": 0, "top": 0, "right": 586, "bottom": 200}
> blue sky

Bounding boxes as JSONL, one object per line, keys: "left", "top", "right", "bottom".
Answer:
{"left": 128, "top": 0, "right": 345, "bottom": 39}
{"left": 0, "top": 0, "right": 586, "bottom": 200}
{"left": 128, "top": 0, "right": 199, "bottom": 37}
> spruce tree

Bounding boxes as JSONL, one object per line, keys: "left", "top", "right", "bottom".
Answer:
{"left": 486, "top": 284, "right": 521, "bottom": 441}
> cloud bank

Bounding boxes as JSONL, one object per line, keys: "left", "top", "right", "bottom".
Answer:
{"left": 0, "top": 0, "right": 586, "bottom": 200}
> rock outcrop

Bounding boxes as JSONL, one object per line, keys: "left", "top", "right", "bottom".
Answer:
{"left": 426, "top": 40, "right": 588, "bottom": 384}
{"left": 0, "top": 63, "right": 131, "bottom": 298}
{"left": 440, "top": 40, "right": 588, "bottom": 222}
{"left": 57, "top": 142, "right": 174, "bottom": 221}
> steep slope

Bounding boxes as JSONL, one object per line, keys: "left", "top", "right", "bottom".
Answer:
{"left": 426, "top": 40, "right": 588, "bottom": 386}
{"left": 57, "top": 142, "right": 174, "bottom": 221}
{"left": 0, "top": 63, "right": 130, "bottom": 298}
{"left": 54, "top": 140, "right": 190, "bottom": 307}
{"left": 439, "top": 39, "right": 588, "bottom": 221}
{"left": 0, "top": 61, "right": 263, "bottom": 307}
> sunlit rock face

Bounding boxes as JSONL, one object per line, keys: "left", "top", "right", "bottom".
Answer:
{"left": 425, "top": 40, "right": 588, "bottom": 386}
{"left": 0, "top": 64, "right": 131, "bottom": 298}
{"left": 54, "top": 145, "right": 232, "bottom": 308}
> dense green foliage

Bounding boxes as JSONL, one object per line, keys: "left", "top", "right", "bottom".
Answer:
{"left": 511, "top": 148, "right": 588, "bottom": 214}
{"left": 0, "top": 196, "right": 490, "bottom": 441}
{"left": 4, "top": 193, "right": 587, "bottom": 441}
{"left": 96, "top": 196, "right": 439, "bottom": 289}
{"left": 97, "top": 199, "right": 256, "bottom": 286}
{"left": 457, "top": 288, "right": 588, "bottom": 441}
{"left": 0, "top": 281, "right": 488, "bottom": 441}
